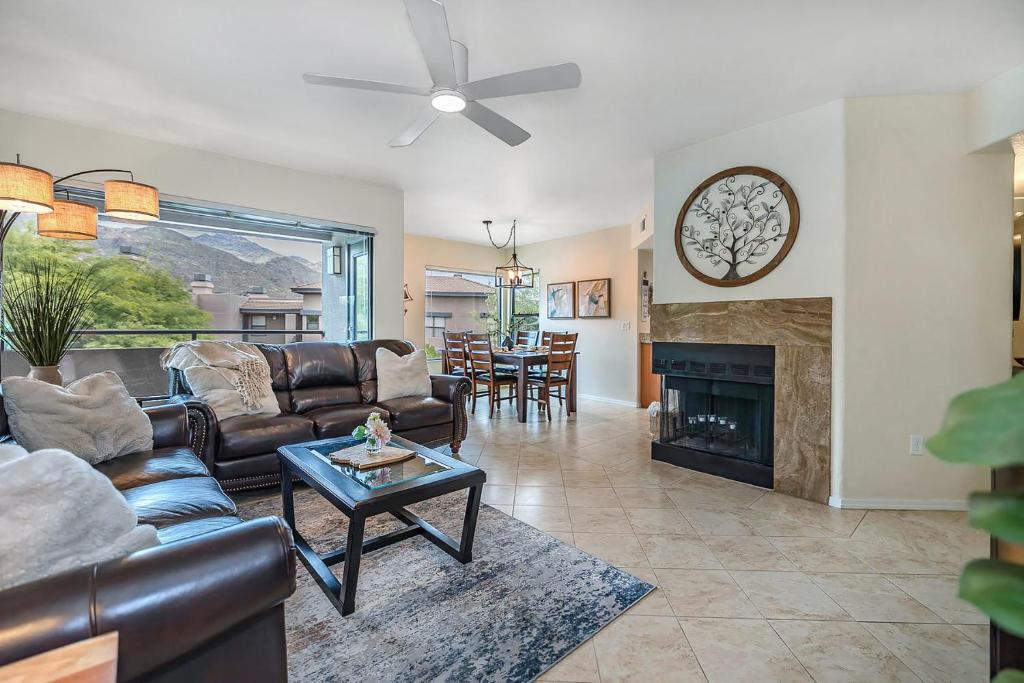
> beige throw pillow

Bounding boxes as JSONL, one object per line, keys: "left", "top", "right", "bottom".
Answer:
{"left": 375, "top": 348, "right": 432, "bottom": 402}
{"left": 182, "top": 365, "right": 280, "bottom": 421}
{"left": 0, "top": 444, "right": 159, "bottom": 590}
{"left": 1, "top": 372, "right": 153, "bottom": 464}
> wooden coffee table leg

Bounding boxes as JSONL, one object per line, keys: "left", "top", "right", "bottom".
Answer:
{"left": 280, "top": 460, "right": 295, "bottom": 529}
{"left": 459, "top": 485, "right": 483, "bottom": 563}
{"left": 341, "top": 513, "right": 366, "bottom": 616}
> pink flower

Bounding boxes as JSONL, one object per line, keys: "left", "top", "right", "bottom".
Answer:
{"left": 366, "top": 413, "right": 391, "bottom": 444}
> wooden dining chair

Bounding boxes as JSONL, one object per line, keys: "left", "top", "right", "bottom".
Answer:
{"left": 443, "top": 331, "right": 471, "bottom": 377}
{"left": 514, "top": 330, "right": 539, "bottom": 346}
{"left": 466, "top": 333, "right": 518, "bottom": 417}
{"left": 527, "top": 332, "right": 578, "bottom": 421}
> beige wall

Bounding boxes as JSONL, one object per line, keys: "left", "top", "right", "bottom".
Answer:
{"left": 654, "top": 99, "right": 848, "bottom": 499}
{"left": 841, "top": 94, "right": 1012, "bottom": 506}
{"left": 0, "top": 109, "right": 406, "bottom": 339}
{"left": 403, "top": 234, "right": 504, "bottom": 348}
{"left": 404, "top": 230, "right": 643, "bottom": 404}
{"left": 517, "top": 225, "right": 640, "bottom": 405}
{"left": 967, "top": 61, "right": 1024, "bottom": 152}
{"left": 652, "top": 93, "right": 1014, "bottom": 508}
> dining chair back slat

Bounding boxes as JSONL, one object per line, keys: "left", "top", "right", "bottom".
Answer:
{"left": 515, "top": 330, "right": 539, "bottom": 346}
{"left": 546, "top": 333, "right": 577, "bottom": 380}
{"left": 443, "top": 331, "right": 469, "bottom": 375}
{"left": 465, "top": 333, "right": 495, "bottom": 374}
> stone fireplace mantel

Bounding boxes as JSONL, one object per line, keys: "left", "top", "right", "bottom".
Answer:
{"left": 651, "top": 297, "right": 832, "bottom": 503}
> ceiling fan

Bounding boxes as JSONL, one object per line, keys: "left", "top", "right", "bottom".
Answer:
{"left": 302, "top": 0, "right": 581, "bottom": 147}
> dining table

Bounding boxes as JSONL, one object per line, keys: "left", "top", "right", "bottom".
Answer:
{"left": 442, "top": 348, "right": 579, "bottom": 423}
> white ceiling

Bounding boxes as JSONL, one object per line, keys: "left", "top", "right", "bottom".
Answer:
{"left": 1, "top": 0, "right": 1023, "bottom": 245}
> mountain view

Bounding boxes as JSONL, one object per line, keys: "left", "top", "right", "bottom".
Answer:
{"left": 94, "top": 226, "right": 321, "bottom": 299}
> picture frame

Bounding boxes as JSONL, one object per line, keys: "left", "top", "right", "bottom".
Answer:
{"left": 674, "top": 166, "right": 800, "bottom": 287}
{"left": 577, "top": 278, "right": 611, "bottom": 318}
{"left": 546, "top": 281, "right": 576, "bottom": 319}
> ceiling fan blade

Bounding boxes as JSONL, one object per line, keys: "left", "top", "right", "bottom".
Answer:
{"left": 302, "top": 73, "right": 431, "bottom": 96}
{"left": 404, "top": 0, "right": 458, "bottom": 88}
{"left": 461, "top": 101, "right": 530, "bottom": 147}
{"left": 389, "top": 106, "right": 441, "bottom": 147}
{"left": 461, "top": 63, "right": 581, "bottom": 101}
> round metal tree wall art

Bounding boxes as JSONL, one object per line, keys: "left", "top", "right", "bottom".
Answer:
{"left": 674, "top": 166, "right": 800, "bottom": 287}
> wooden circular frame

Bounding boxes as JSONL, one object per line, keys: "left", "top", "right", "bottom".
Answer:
{"left": 674, "top": 165, "right": 800, "bottom": 287}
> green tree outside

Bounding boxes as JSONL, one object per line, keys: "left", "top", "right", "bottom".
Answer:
{"left": 3, "top": 224, "right": 211, "bottom": 349}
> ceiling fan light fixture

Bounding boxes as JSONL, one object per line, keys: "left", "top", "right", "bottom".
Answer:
{"left": 430, "top": 89, "right": 466, "bottom": 113}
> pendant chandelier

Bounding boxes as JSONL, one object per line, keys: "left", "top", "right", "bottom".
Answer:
{"left": 485, "top": 219, "right": 536, "bottom": 289}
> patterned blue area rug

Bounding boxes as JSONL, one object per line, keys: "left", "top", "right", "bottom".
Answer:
{"left": 237, "top": 488, "right": 652, "bottom": 682}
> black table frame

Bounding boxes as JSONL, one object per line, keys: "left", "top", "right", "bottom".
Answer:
{"left": 278, "top": 435, "right": 486, "bottom": 616}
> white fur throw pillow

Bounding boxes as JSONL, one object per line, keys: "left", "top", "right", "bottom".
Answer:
{"left": 375, "top": 348, "right": 432, "bottom": 402}
{"left": 1, "top": 371, "right": 153, "bottom": 464}
{"left": 0, "top": 444, "right": 159, "bottom": 591}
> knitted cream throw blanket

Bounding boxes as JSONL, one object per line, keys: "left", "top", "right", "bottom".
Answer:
{"left": 160, "top": 341, "right": 273, "bottom": 411}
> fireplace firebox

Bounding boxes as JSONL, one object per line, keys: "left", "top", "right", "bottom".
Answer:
{"left": 651, "top": 342, "right": 774, "bottom": 488}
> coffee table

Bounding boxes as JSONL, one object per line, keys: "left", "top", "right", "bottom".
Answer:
{"left": 277, "top": 435, "right": 486, "bottom": 616}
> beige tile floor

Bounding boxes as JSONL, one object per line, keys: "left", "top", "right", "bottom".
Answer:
{"left": 451, "top": 397, "right": 990, "bottom": 683}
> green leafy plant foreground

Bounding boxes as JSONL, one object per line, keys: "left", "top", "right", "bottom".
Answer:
{"left": 2, "top": 260, "right": 99, "bottom": 367}
{"left": 928, "top": 373, "right": 1024, "bottom": 679}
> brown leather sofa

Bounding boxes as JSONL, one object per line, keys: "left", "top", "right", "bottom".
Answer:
{"left": 0, "top": 402, "right": 296, "bottom": 682}
{"left": 168, "top": 339, "right": 473, "bottom": 492}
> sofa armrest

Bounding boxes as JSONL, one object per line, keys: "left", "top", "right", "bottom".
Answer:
{"left": 143, "top": 403, "right": 189, "bottom": 449}
{"left": 166, "top": 395, "right": 219, "bottom": 471}
{"left": 0, "top": 517, "right": 295, "bottom": 681}
{"left": 430, "top": 374, "right": 471, "bottom": 405}
{"left": 430, "top": 374, "right": 472, "bottom": 450}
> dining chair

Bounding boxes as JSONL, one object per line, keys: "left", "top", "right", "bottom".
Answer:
{"left": 514, "top": 330, "right": 539, "bottom": 346}
{"left": 466, "top": 333, "right": 517, "bottom": 417}
{"left": 527, "top": 332, "right": 578, "bottom": 421}
{"left": 442, "top": 331, "right": 471, "bottom": 377}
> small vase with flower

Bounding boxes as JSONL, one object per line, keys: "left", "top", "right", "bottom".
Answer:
{"left": 352, "top": 412, "right": 391, "bottom": 454}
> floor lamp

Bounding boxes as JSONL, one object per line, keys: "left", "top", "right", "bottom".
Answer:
{"left": 0, "top": 157, "right": 160, "bottom": 374}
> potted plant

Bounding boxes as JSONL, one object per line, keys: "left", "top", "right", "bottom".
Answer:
{"left": 928, "top": 374, "right": 1024, "bottom": 682}
{"left": 1, "top": 260, "right": 97, "bottom": 385}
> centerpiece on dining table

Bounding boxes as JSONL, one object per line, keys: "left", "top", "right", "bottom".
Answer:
{"left": 328, "top": 412, "right": 415, "bottom": 469}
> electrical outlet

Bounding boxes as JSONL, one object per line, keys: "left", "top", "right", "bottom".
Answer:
{"left": 620, "top": 320, "right": 631, "bottom": 331}
{"left": 909, "top": 434, "right": 924, "bottom": 456}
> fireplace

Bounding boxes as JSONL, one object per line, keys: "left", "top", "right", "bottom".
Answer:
{"left": 651, "top": 342, "right": 774, "bottom": 488}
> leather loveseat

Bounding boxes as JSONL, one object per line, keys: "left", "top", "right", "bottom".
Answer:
{"left": 168, "top": 339, "right": 472, "bottom": 492}
{"left": 0, "top": 401, "right": 297, "bottom": 682}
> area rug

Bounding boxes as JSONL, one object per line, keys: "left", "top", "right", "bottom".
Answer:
{"left": 236, "top": 488, "right": 653, "bottom": 682}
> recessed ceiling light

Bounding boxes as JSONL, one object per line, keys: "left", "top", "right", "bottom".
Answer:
{"left": 430, "top": 90, "right": 466, "bottom": 113}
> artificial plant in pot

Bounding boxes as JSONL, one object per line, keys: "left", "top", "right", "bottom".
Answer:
{"left": 1, "top": 260, "right": 98, "bottom": 385}
{"left": 928, "top": 374, "right": 1024, "bottom": 683}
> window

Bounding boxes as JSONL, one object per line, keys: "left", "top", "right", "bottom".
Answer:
{"left": 423, "top": 269, "right": 497, "bottom": 362}
{"left": 2, "top": 187, "right": 374, "bottom": 351}
{"left": 425, "top": 313, "right": 450, "bottom": 339}
{"left": 511, "top": 282, "right": 540, "bottom": 332}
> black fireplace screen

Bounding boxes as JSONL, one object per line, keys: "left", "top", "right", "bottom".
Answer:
{"left": 660, "top": 375, "right": 773, "bottom": 467}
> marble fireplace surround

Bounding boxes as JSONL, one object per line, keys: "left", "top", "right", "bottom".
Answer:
{"left": 651, "top": 297, "right": 831, "bottom": 503}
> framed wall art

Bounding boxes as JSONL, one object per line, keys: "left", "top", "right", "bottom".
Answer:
{"left": 546, "top": 281, "right": 575, "bottom": 319}
{"left": 577, "top": 278, "right": 611, "bottom": 318}
{"left": 674, "top": 166, "right": 800, "bottom": 287}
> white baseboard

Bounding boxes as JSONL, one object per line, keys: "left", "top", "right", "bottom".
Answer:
{"left": 828, "top": 496, "right": 967, "bottom": 511}
{"left": 576, "top": 393, "right": 638, "bottom": 407}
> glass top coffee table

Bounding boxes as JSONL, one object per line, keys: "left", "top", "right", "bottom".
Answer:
{"left": 277, "top": 435, "right": 486, "bottom": 616}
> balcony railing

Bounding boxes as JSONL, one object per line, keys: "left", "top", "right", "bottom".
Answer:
{"left": 0, "top": 328, "right": 327, "bottom": 397}
{"left": 0, "top": 328, "right": 326, "bottom": 350}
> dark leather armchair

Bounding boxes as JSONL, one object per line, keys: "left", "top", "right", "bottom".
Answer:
{"left": 168, "top": 339, "right": 472, "bottom": 492}
{"left": 0, "top": 400, "right": 296, "bottom": 682}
